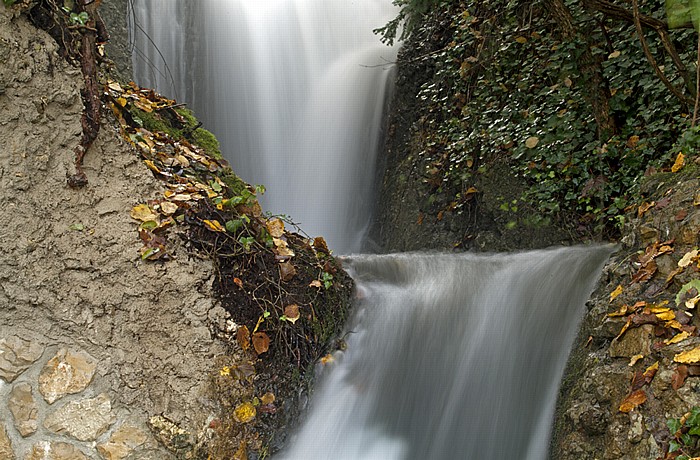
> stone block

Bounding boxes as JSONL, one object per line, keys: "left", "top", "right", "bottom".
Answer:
{"left": 97, "top": 424, "right": 149, "bottom": 460}
{"left": 38, "top": 349, "right": 97, "bottom": 404}
{"left": 0, "top": 424, "right": 15, "bottom": 460}
{"left": 44, "top": 393, "right": 115, "bottom": 442}
{"left": 25, "top": 441, "right": 87, "bottom": 460}
{"left": 0, "top": 336, "right": 43, "bottom": 382}
{"left": 9, "top": 381, "right": 38, "bottom": 436}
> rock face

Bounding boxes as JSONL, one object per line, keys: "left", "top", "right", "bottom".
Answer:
{"left": 38, "top": 350, "right": 97, "bottom": 404}
{"left": 96, "top": 424, "right": 149, "bottom": 460}
{"left": 25, "top": 441, "right": 87, "bottom": 460}
{"left": 0, "top": 336, "right": 44, "bottom": 382}
{"left": 0, "top": 4, "right": 224, "bottom": 460}
{"left": 44, "top": 394, "right": 115, "bottom": 442}
{"left": 8, "top": 381, "right": 39, "bottom": 437}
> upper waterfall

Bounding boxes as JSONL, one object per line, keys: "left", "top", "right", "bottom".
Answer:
{"left": 129, "top": 0, "right": 399, "bottom": 253}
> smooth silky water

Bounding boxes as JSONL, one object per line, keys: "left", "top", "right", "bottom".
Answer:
{"left": 130, "top": 2, "right": 612, "bottom": 458}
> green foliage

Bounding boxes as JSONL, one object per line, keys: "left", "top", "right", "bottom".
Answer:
{"left": 2, "top": 0, "right": 17, "bottom": 6}
{"left": 321, "top": 272, "right": 333, "bottom": 290}
{"left": 666, "top": 0, "right": 700, "bottom": 30}
{"left": 374, "top": 0, "right": 454, "bottom": 45}
{"left": 407, "top": 0, "right": 694, "bottom": 236}
{"left": 668, "top": 407, "right": 700, "bottom": 459}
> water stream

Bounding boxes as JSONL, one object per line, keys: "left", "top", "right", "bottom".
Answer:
{"left": 130, "top": 0, "right": 398, "bottom": 253}
{"left": 130, "top": 3, "right": 612, "bottom": 458}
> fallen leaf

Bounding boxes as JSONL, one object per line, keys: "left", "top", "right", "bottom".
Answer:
{"left": 515, "top": 36, "right": 527, "bottom": 43}
{"left": 203, "top": 219, "right": 226, "bottom": 232}
{"left": 265, "top": 218, "right": 285, "bottom": 238}
{"left": 279, "top": 261, "right": 296, "bottom": 281}
{"left": 284, "top": 304, "right": 300, "bottom": 324}
{"left": 667, "top": 331, "right": 692, "bottom": 345}
{"left": 676, "top": 209, "right": 689, "bottom": 221}
{"left": 252, "top": 332, "right": 270, "bottom": 354}
{"left": 313, "top": 236, "right": 330, "bottom": 254}
{"left": 608, "top": 304, "right": 630, "bottom": 317}
{"left": 525, "top": 136, "right": 539, "bottom": 148}
{"left": 632, "top": 259, "right": 657, "bottom": 283}
{"left": 619, "top": 389, "right": 647, "bottom": 412}
{"left": 234, "top": 402, "right": 256, "bottom": 423}
{"left": 159, "top": 201, "right": 179, "bottom": 216}
{"left": 610, "top": 285, "right": 623, "bottom": 302}
{"left": 629, "top": 354, "right": 644, "bottom": 366}
{"left": 309, "top": 280, "right": 322, "bottom": 288}
{"left": 261, "top": 392, "right": 275, "bottom": 405}
{"left": 677, "top": 280, "right": 700, "bottom": 307}
{"left": 609, "top": 50, "right": 621, "bottom": 59}
{"left": 237, "top": 325, "right": 250, "bottom": 351}
{"left": 679, "top": 250, "right": 700, "bottom": 268}
{"left": 672, "top": 365, "right": 689, "bottom": 390}
{"left": 233, "top": 441, "right": 247, "bottom": 460}
{"left": 637, "top": 202, "right": 655, "bottom": 218}
{"left": 671, "top": 152, "right": 685, "bottom": 173}
{"left": 643, "top": 361, "right": 659, "bottom": 381}
{"left": 655, "top": 310, "right": 676, "bottom": 321}
{"left": 233, "top": 277, "right": 244, "bottom": 289}
{"left": 131, "top": 204, "right": 159, "bottom": 222}
{"left": 320, "top": 354, "right": 334, "bottom": 365}
{"left": 675, "top": 346, "right": 700, "bottom": 364}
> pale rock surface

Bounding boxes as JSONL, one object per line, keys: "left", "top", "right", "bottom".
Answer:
{"left": 0, "top": 336, "right": 44, "bottom": 382}
{"left": 43, "top": 394, "right": 115, "bottom": 442}
{"left": 96, "top": 424, "right": 149, "bottom": 460}
{"left": 38, "top": 349, "right": 97, "bottom": 404}
{"left": 25, "top": 441, "right": 87, "bottom": 460}
{"left": 9, "top": 381, "right": 39, "bottom": 436}
{"left": 0, "top": 424, "right": 15, "bottom": 460}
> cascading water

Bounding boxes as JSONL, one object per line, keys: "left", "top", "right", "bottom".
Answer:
{"left": 279, "top": 246, "right": 612, "bottom": 459}
{"left": 129, "top": 0, "right": 399, "bottom": 253}
{"left": 129, "top": 4, "right": 613, "bottom": 459}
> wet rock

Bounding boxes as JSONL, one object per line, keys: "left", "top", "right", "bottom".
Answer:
{"left": 96, "top": 424, "right": 149, "bottom": 460}
{"left": 9, "top": 381, "right": 39, "bottom": 436}
{"left": 25, "top": 441, "right": 87, "bottom": 460}
{"left": 609, "top": 325, "right": 654, "bottom": 358}
{"left": 38, "top": 349, "right": 97, "bottom": 403}
{"left": 44, "top": 393, "right": 115, "bottom": 441}
{"left": 0, "top": 336, "right": 44, "bottom": 382}
{"left": 0, "top": 424, "right": 15, "bottom": 460}
{"left": 628, "top": 412, "right": 644, "bottom": 443}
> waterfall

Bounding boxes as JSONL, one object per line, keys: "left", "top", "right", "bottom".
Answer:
{"left": 279, "top": 246, "right": 612, "bottom": 459}
{"left": 129, "top": 4, "right": 613, "bottom": 459}
{"left": 129, "top": 0, "right": 399, "bottom": 253}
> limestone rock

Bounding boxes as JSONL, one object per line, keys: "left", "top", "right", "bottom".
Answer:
{"left": 44, "top": 393, "right": 115, "bottom": 442}
{"left": 38, "top": 349, "right": 97, "bottom": 404}
{"left": 96, "top": 424, "right": 149, "bottom": 460}
{"left": 0, "top": 424, "right": 15, "bottom": 460}
{"left": 9, "top": 381, "right": 39, "bottom": 436}
{"left": 25, "top": 441, "right": 87, "bottom": 460}
{"left": 609, "top": 325, "right": 654, "bottom": 358}
{"left": 0, "top": 336, "right": 44, "bottom": 382}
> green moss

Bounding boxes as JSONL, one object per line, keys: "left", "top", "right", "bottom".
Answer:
{"left": 192, "top": 128, "right": 222, "bottom": 160}
{"left": 131, "top": 107, "right": 183, "bottom": 139}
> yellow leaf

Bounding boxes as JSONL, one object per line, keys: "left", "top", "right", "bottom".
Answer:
{"left": 143, "top": 160, "right": 161, "bottom": 174}
{"left": 320, "top": 354, "right": 334, "bottom": 365}
{"left": 220, "top": 366, "right": 231, "bottom": 377}
{"left": 672, "top": 152, "right": 686, "bottom": 173}
{"left": 234, "top": 402, "right": 256, "bottom": 423}
{"left": 628, "top": 354, "right": 644, "bottom": 366}
{"left": 674, "top": 346, "right": 700, "bottom": 364}
{"left": 107, "top": 81, "right": 123, "bottom": 92}
{"left": 645, "top": 361, "right": 659, "bottom": 375}
{"left": 679, "top": 249, "right": 699, "bottom": 268}
{"left": 159, "top": 201, "right": 179, "bottom": 216}
{"left": 260, "top": 392, "right": 275, "bottom": 405}
{"left": 525, "top": 136, "right": 539, "bottom": 148}
{"left": 619, "top": 389, "right": 647, "bottom": 413}
{"left": 203, "top": 219, "right": 226, "bottom": 232}
{"left": 667, "top": 331, "right": 691, "bottom": 345}
{"left": 130, "top": 204, "right": 159, "bottom": 222}
{"left": 655, "top": 310, "right": 676, "bottom": 321}
{"left": 610, "top": 285, "right": 623, "bottom": 302}
{"left": 116, "top": 97, "right": 127, "bottom": 107}
{"left": 515, "top": 36, "right": 527, "bottom": 44}
{"left": 266, "top": 218, "right": 285, "bottom": 238}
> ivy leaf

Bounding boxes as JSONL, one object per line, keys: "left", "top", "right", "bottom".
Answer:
{"left": 666, "top": 0, "right": 700, "bottom": 30}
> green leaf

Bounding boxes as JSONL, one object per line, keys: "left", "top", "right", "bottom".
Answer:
{"left": 668, "top": 418, "right": 682, "bottom": 433}
{"left": 676, "top": 279, "right": 700, "bottom": 306}
{"left": 670, "top": 440, "right": 681, "bottom": 452}
{"left": 139, "top": 220, "right": 158, "bottom": 231}
{"left": 225, "top": 219, "right": 244, "bottom": 233}
{"left": 666, "top": 0, "right": 700, "bottom": 30}
{"left": 239, "top": 236, "right": 255, "bottom": 251}
{"left": 69, "top": 223, "right": 85, "bottom": 231}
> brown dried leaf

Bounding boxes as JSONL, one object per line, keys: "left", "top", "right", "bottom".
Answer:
{"left": 131, "top": 204, "right": 159, "bottom": 222}
{"left": 619, "top": 389, "right": 647, "bottom": 413}
{"left": 632, "top": 260, "right": 657, "bottom": 284}
{"left": 672, "top": 365, "right": 689, "bottom": 390}
{"left": 279, "top": 262, "right": 297, "bottom": 281}
{"left": 252, "top": 332, "right": 270, "bottom": 354}
{"left": 284, "top": 304, "right": 300, "bottom": 324}
{"left": 236, "top": 325, "right": 250, "bottom": 351}
{"left": 637, "top": 202, "right": 655, "bottom": 218}
{"left": 265, "top": 218, "right": 285, "bottom": 238}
